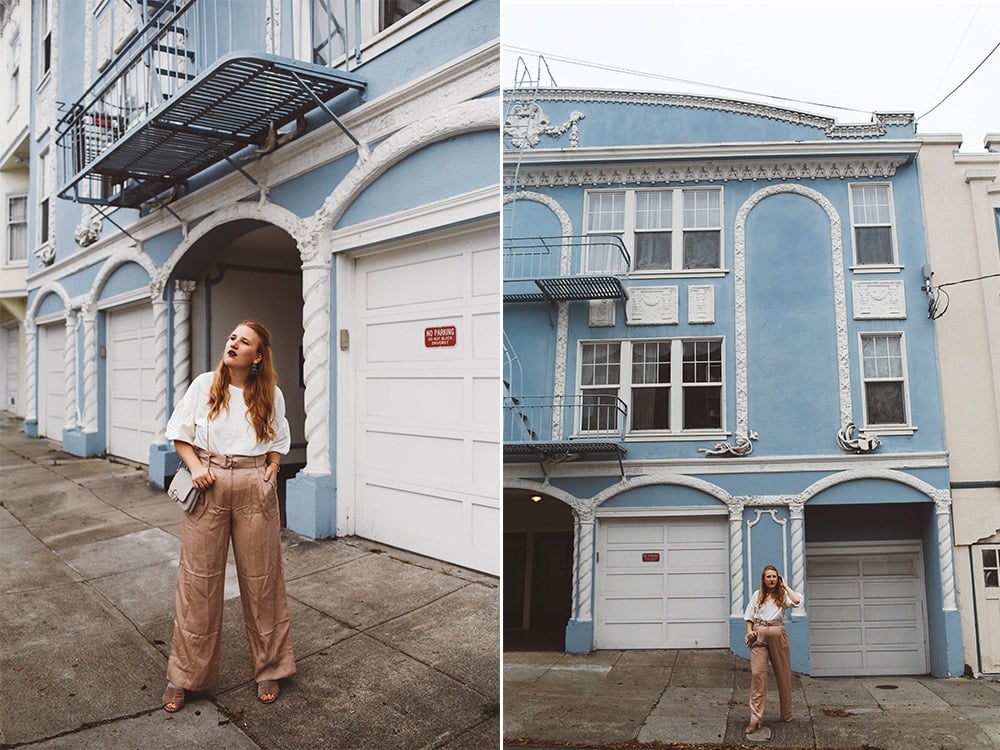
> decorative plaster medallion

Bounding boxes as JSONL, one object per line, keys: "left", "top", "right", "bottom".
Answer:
{"left": 853, "top": 280, "right": 906, "bottom": 319}
{"left": 589, "top": 299, "right": 615, "bottom": 327}
{"left": 626, "top": 286, "right": 678, "bottom": 325}
{"left": 688, "top": 284, "right": 716, "bottom": 324}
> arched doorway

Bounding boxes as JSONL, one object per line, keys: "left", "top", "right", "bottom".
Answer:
{"left": 504, "top": 488, "right": 574, "bottom": 650}
{"left": 173, "top": 222, "right": 306, "bottom": 525}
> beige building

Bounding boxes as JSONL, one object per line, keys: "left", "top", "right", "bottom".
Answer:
{"left": 0, "top": 0, "right": 30, "bottom": 417}
{"left": 919, "top": 134, "right": 1000, "bottom": 676}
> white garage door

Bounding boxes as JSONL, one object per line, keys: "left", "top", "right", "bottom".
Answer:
{"left": 2, "top": 322, "right": 19, "bottom": 412}
{"left": 595, "top": 516, "right": 729, "bottom": 649}
{"left": 354, "top": 221, "right": 501, "bottom": 575}
{"left": 107, "top": 304, "right": 158, "bottom": 464}
{"left": 807, "top": 545, "right": 928, "bottom": 676}
{"left": 38, "top": 322, "right": 65, "bottom": 440}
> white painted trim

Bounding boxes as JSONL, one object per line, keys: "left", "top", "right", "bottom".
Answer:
{"left": 807, "top": 539, "right": 921, "bottom": 556}
{"left": 596, "top": 505, "right": 728, "bottom": 518}
{"left": 327, "top": 185, "right": 499, "bottom": 253}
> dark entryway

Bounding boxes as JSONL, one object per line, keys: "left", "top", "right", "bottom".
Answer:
{"left": 504, "top": 490, "right": 573, "bottom": 650}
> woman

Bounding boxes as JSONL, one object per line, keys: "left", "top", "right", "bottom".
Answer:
{"left": 743, "top": 565, "right": 801, "bottom": 734}
{"left": 161, "top": 321, "right": 295, "bottom": 712}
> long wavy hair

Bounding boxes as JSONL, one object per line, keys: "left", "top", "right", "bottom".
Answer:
{"left": 756, "top": 565, "right": 788, "bottom": 610}
{"left": 207, "top": 320, "right": 278, "bottom": 444}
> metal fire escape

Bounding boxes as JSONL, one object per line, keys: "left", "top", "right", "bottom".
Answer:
{"left": 502, "top": 58, "right": 628, "bottom": 477}
{"left": 56, "top": 0, "right": 367, "bottom": 210}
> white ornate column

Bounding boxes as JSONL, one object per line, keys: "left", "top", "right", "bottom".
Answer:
{"left": 789, "top": 500, "right": 806, "bottom": 615}
{"left": 150, "top": 277, "right": 169, "bottom": 435}
{"left": 729, "top": 500, "right": 745, "bottom": 617}
{"left": 935, "top": 493, "right": 958, "bottom": 610}
{"left": 64, "top": 309, "right": 79, "bottom": 429}
{"left": 172, "top": 280, "right": 196, "bottom": 406}
{"left": 301, "top": 246, "right": 332, "bottom": 476}
{"left": 574, "top": 505, "right": 596, "bottom": 623}
{"left": 24, "top": 316, "right": 37, "bottom": 424}
{"left": 81, "top": 302, "right": 98, "bottom": 432}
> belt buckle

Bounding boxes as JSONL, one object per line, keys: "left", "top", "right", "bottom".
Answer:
{"left": 223, "top": 454, "right": 234, "bottom": 468}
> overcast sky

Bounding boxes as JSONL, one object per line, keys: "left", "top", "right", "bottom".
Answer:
{"left": 501, "top": 2, "right": 1000, "bottom": 152}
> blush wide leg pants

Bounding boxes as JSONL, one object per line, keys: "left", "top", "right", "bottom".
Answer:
{"left": 748, "top": 620, "right": 793, "bottom": 727}
{"left": 167, "top": 453, "right": 296, "bottom": 691}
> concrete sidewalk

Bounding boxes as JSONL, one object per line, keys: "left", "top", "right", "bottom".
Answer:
{"left": 503, "top": 649, "right": 1000, "bottom": 750}
{"left": 0, "top": 415, "right": 499, "bottom": 749}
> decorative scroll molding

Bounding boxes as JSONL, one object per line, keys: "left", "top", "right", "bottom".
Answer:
{"left": 626, "top": 285, "right": 678, "bottom": 325}
{"left": 504, "top": 102, "right": 584, "bottom": 149}
{"left": 853, "top": 280, "right": 907, "bottom": 319}
{"left": 24, "top": 318, "right": 36, "bottom": 423}
{"left": 503, "top": 157, "right": 911, "bottom": 190}
{"left": 699, "top": 431, "right": 758, "bottom": 457}
{"left": 729, "top": 504, "right": 745, "bottom": 617}
{"left": 837, "top": 421, "right": 881, "bottom": 453}
{"left": 788, "top": 503, "right": 806, "bottom": 615}
{"left": 734, "top": 183, "right": 851, "bottom": 439}
{"left": 689, "top": 284, "right": 715, "bottom": 324}
{"left": 152, "top": 298, "right": 168, "bottom": 436}
{"left": 504, "top": 88, "right": 913, "bottom": 138}
{"left": 553, "top": 302, "right": 569, "bottom": 440}
{"left": 935, "top": 493, "right": 957, "bottom": 610}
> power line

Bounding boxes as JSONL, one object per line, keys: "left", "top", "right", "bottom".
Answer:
{"left": 918, "top": 37, "right": 1000, "bottom": 121}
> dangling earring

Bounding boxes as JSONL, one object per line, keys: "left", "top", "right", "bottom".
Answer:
{"left": 250, "top": 362, "right": 260, "bottom": 379}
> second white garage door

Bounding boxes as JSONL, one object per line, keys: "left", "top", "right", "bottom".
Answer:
{"left": 106, "top": 304, "right": 159, "bottom": 464}
{"left": 353, "top": 221, "right": 501, "bottom": 575}
{"left": 38, "top": 322, "right": 65, "bottom": 440}
{"left": 595, "top": 515, "right": 729, "bottom": 649}
{"left": 807, "top": 544, "right": 928, "bottom": 676}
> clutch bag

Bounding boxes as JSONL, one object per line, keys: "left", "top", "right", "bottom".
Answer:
{"left": 167, "top": 464, "right": 202, "bottom": 512}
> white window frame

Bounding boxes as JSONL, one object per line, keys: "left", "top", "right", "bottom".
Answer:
{"left": 584, "top": 187, "right": 725, "bottom": 276}
{"left": 37, "top": 148, "right": 51, "bottom": 250}
{"left": 858, "top": 331, "right": 913, "bottom": 433}
{"left": 38, "top": 0, "right": 52, "bottom": 79}
{"left": 7, "top": 21, "right": 20, "bottom": 116}
{"left": 577, "top": 337, "right": 726, "bottom": 438}
{"left": 848, "top": 182, "right": 901, "bottom": 272}
{"left": 5, "top": 194, "right": 28, "bottom": 265}
{"left": 301, "top": 0, "right": 464, "bottom": 69}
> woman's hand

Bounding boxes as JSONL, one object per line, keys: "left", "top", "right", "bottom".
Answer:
{"left": 264, "top": 462, "right": 278, "bottom": 483}
{"left": 745, "top": 630, "right": 757, "bottom": 646}
{"left": 191, "top": 465, "right": 215, "bottom": 491}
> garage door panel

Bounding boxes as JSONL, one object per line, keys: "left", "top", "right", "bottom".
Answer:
{"left": 811, "top": 581, "right": 862, "bottom": 599}
{"left": 865, "top": 603, "right": 919, "bottom": 622}
{"left": 604, "top": 572, "right": 664, "bottom": 596}
{"left": 354, "top": 223, "right": 500, "bottom": 575}
{"left": 596, "top": 517, "right": 728, "bottom": 649}
{"left": 811, "top": 628, "right": 863, "bottom": 647}
{"left": 807, "top": 547, "right": 927, "bottom": 676}
{"left": 365, "top": 377, "right": 462, "bottom": 423}
{"left": 366, "top": 254, "right": 464, "bottom": 309}
{"left": 106, "top": 305, "right": 158, "bottom": 464}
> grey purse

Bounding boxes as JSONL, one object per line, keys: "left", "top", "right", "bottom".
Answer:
{"left": 167, "top": 464, "right": 202, "bottom": 512}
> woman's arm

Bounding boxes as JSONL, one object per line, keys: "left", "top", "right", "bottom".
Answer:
{"left": 264, "top": 450, "right": 280, "bottom": 482}
{"left": 781, "top": 578, "right": 802, "bottom": 606}
{"left": 175, "top": 441, "right": 215, "bottom": 490}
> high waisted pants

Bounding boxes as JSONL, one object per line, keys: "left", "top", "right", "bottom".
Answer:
{"left": 749, "top": 620, "right": 792, "bottom": 726}
{"left": 167, "top": 453, "right": 296, "bottom": 691}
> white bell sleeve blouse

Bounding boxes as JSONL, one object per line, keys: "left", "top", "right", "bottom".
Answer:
{"left": 744, "top": 589, "right": 796, "bottom": 622}
{"left": 165, "top": 372, "right": 291, "bottom": 457}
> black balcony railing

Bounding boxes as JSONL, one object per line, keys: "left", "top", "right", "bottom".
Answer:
{"left": 504, "top": 393, "right": 627, "bottom": 467}
{"left": 56, "top": 0, "right": 365, "bottom": 208}
{"left": 503, "top": 234, "right": 630, "bottom": 302}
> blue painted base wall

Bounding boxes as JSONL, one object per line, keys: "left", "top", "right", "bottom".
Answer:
{"left": 566, "top": 619, "right": 594, "bottom": 653}
{"left": 62, "top": 427, "right": 103, "bottom": 457}
{"left": 149, "top": 443, "right": 178, "bottom": 487}
{"left": 285, "top": 471, "right": 335, "bottom": 540}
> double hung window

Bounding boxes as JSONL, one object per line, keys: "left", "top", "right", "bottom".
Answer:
{"left": 585, "top": 188, "right": 723, "bottom": 274}
{"left": 580, "top": 338, "right": 724, "bottom": 434}
{"left": 6, "top": 195, "right": 27, "bottom": 265}
{"left": 38, "top": 150, "right": 51, "bottom": 247}
{"left": 850, "top": 184, "right": 897, "bottom": 267}
{"left": 860, "top": 333, "right": 908, "bottom": 426}
{"left": 311, "top": 0, "right": 433, "bottom": 65}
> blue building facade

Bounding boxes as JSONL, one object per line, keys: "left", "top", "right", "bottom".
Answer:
{"left": 25, "top": 0, "right": 501, "bottom": 575}
{"left": 503, "top": 87, "right": 963, "bottom": 676}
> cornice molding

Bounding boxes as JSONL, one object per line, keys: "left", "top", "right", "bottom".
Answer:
{"left": 504, "top": 155, "right": 912, "bottom": 189}
{"left": 505, "top": 88, "right": 913, "bottom": 139}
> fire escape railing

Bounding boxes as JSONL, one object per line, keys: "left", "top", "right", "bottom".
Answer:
{"left": 56, "top": 0, "right": 364, "bottom": 207}
{"left": 503, "top": 234, "right": 631, "bottom": 302}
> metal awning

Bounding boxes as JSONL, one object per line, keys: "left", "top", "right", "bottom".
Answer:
{"left": 504, "top": 440, "right": 627, "bottom": 479}
{"left": 58, "top": 52, "right": 366, "bottom": 207}
{"left": 535, "top": 276, "right": 627, "bottom": 301}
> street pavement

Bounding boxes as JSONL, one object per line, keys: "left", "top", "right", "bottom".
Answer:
{"left": 0, "top": 415, "right": 499, "bottom": 749}
{"left": 504, "top": 649, "right": 1000, "bottom": 750}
